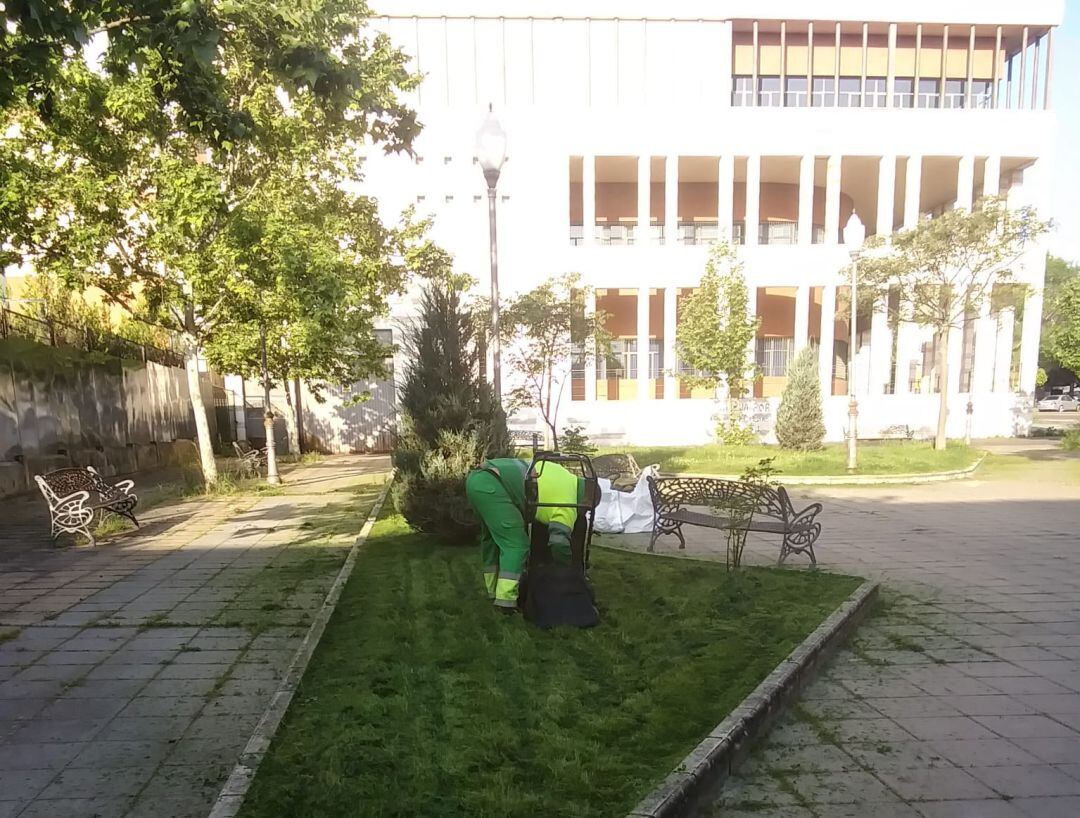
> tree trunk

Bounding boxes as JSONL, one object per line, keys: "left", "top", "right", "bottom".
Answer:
{"left": 935, "top": 329, "right": 950, "bottom": 451}
{"left": 282, "top": 380, "right": 301, "bottom": 459}
{"left": 183, "top": 342, "right": 219, "bottom": 486}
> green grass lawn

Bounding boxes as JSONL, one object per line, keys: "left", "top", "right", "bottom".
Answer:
{"left": 610, "top": 441, "right": 982, "bottom": 477}
{"left": 239, "top": 510, "right": 862, "bottom": 818}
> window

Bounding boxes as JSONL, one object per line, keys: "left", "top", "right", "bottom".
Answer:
{"left": 971, "top": 79, "right": 993, "bottom": 109}
{"left": 959, "top": 314, "right": 976, "bottom": 392}
{"left": 756, "top": 337, "right": 794, "bottom": 377}
{"left": 758, "top": 76, "right": 781, "bottom": 107}
{"left": 600, "top": 340, "right": 631, "bottom": 379}
{"left": 785, "top": 76, "right": 808, "bottom": 107}
{"left": 732, "top": 221, "right": 746, "bottom": 245}
{"left": 838, "top": 77, "right": 862, "bottom": 107}
{"left": 444, "top": 195, "right": 454, "bottom": 203}
{"left": 865, "top": 77, "right": 887, "bottom": 108}
{"left": 732, "top": 76, "right": 754, "bottom": 106}
{"left": 680, "top": 222, "right": 719, "bottom": 245}
{"left": 811, "top": 77, "right": 835, "bottom": 107}
{"left": 596, "top": 224, "right": 635, "bottom": 245}
{"left": 443, "top": 156, "right": 452, "bottom": 165}
{"left": 944, "top": 79, "right": 966, "bottom": 109}
{"left": 917, "top": 78, "right": 940, "bottom": 108}
{"left": 759, "top": 221, "right": 797, "bottom": 245}
{"left": 647, "top": 339, "right": 663, "bottom": 379}
{"left": 569, "top": 225, "right": 584, "bottom": 246}
{"left": 893, "top": 77, "right": 914, "bottom": 108}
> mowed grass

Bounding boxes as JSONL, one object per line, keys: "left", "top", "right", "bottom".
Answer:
{"left": 613, "top": 440, "right": 981, "bottom": 477}
{"left": 240, "top": 510, "right": 862, "bottom": 818}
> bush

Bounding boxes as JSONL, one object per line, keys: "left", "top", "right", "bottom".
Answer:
{"left": 1063, "top": 429, "right": 1080, "bottom": 451}
{"left": 560, "top": 425, "right": 596, "bottom": 455}
{"left": 392, "top": 430, "right": 487, "bottom": 540}
{"left": 775, "top": 346, "right": 825, "bottom": 451}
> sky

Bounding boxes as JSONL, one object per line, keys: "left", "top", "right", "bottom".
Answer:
{"left": 1051, "top": 2, "right": 1080, "bottom": 263}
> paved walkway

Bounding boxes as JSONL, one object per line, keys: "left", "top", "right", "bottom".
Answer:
{"left": 0, "top": 455, "right": 389, "bottom": 818}
{"left": 616, "top": 444, "right": 1080, "bottom": 817}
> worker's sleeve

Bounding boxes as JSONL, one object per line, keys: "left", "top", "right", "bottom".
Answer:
{"left": 534, "top": 464, "right": 579, "bottom": 564}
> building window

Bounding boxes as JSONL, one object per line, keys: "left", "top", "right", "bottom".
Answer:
{"left": 757, "top": 336, "right": 794, "bottom": 377}
{"left": 758, "top": 76, "right": 781, "bottom": 107}
{"left": 759, "top": 221, "right": 798, "bottom": 245}
{"left": 732, "top": 76, "right": 754, "bottom": 106}
{"left": 838, "top": 77, "right": 862, "bottom": 108}
{"left": 596, "top": 224, "right": 635, "bottom": 245}
{"left": 785, "top": 76, "right": 808, "bottom": 107}
{"left": 680, "top": 222, "right": 719, "bottom": 246}
{"left": 811, "top": 77, "right": 835, "bottom": 107}
{"left": 917, "top": 78, "right": 940, "bottom": 108}
{"left": 647, "top": 339, "right": 664, "bottom": 378}
{"left": 865, "top": 77, "right": 887, "bottom": 108}
{"left": 893, "top": 77, "right": 915, "bottom": 108}
{"left": 569, "top": 225, "right": 584, "bottom": 246}
{"left": 944, "top": 79, "right": 966, "bottom": 109}
{"left": 444, "top": 195, "right": 454, "bottom": 203}
{"left": 959, "top": 313, "right": 976, "bottom": 392}
{"left": 971, "top": 79, "right": 993, "bottom": 109}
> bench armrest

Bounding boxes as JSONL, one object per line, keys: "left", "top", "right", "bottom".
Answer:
{"left": 53, "top": 490, "right": 92, "bottom": 513}
{"left": 789, "top": 502, "right": 822, "bottom": 529}
{"left": 113, "top": 480, "right": 135, "bottom": 494}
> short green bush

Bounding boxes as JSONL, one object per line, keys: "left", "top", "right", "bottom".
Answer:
{"left": 1063, "top": 429, "right": 1080, "bottom": 451}
{"left": 775, "top": 346, "right": 825, "bottom": 451}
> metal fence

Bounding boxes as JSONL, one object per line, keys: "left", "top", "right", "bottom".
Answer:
{"left": 0, "top": 306, "right": 184, "bottom": 368}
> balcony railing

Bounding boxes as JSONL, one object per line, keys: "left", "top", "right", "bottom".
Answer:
{"left": 679, "top": 222, "right": 719, "bottom": 246}
{"left": 569, "top": 224, "right": 584, "bottom": 246}
{"left": 759, "top": 221, "right": 798, "bottom": 245}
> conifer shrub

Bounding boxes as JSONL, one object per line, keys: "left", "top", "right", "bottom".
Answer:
{"left": 775, "top": 346, "right": 826, "bottom": 451}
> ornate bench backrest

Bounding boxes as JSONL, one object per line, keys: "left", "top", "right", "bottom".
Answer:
{"left": 592, "top": 453, "right": 642, "bottom": 482}
{"left": 41, "top": 468, "right": 96, "bottom": 500}
{"left": 647, "top": 476, "right": 792, "bottom": 523}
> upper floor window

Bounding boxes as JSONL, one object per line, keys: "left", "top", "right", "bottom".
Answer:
{"left": 838, "top": 77, "right": 862, "bottom": 108}
{"left": 811, "top": 77, "right": 835, "bottom": 107}
{"left": 759, "top": 221, "right": 798, "bottom": 246}
{"left": 732, "top": 76, "right": 754, "bottom": 107}
{"left": 893, "top": 77, "right": 915, "bottom": 108}
{"left": 944, "top": 79, "right": 966, "bottom": 109}
{"left": 865, "top": 77, "right": 887, "bottom": 108}
{"left": 785, "top": 76, "right": 808, "bottom": 108}
{"left": 971, "top": 80, "right": 993, "bottom": 109}
{"left": 757, "top": 337, "right": 794, "bottom": 377}
{"left": 758, "top": 76, "right": 781, "bottom": 107}
{"left": 917, "top": 78, "right": 940, "bottom": 108}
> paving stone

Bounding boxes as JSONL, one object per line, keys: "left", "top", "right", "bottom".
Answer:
{"left": 972, "top": 714, "right": 1078, "bottom": 738}
{"left": 893, "top": 716, "right": 1000, "bottom": 741}
{"left": 68, "top": 739, "right": 172, "bottom": 769}
{"left": 1011, "top": 796, "right": 1080, "bottom": 818}
{"left": 1010, "top": 736, "right": 1080, "bottom": 764}
{"left": 876, "top": 767, "right": 999, "bottom": 801}
{"left": 967, "top": 764, "right": 1080, "bottom": 798}
{"left": 928, "top": 738, "right": 1044, "bottom": 767}
{"left": 0, "top": 742, "right": 86, "bottom": 771}
{"left": 6, "top": 718, "right": 107, "bottom": 744}
{"left": 787, "top": 770, "right": 899, "bottom": 804}
{"left": 0, "top": 769, "right": 59, "bottom": 802}
{"left": 14, "top": 796, "right": 135, "bottom": 818}
{"left": 36, "top": 765, "right": 156, "bottom": 800}
{"left": 915, "top": 800, "right": 1027, "bottom": 818}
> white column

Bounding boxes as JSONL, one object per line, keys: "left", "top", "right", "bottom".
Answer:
{"left": 583, "top": 154, "right": 596, "bottom": 246}
{"left": 869, "top": 304, "right": 891, "bottom": 394}
{"left": 893, "top": 321, "right": 918, "bottom": 395}
{"left": 947, "top": 322, "right": 963, "bottom": 396}
{"left": 956, "top": 155, "right": 975, "bottom": 212}
{"left": 665, "top": 155, "right": 679, "bottom": 246}
{"left": 876, "top": 155, "right": 896, "bottom": 237}
{"left": 718, "top": 22, "right": 734, "bottom": 108}
{"left": 993, "top": 307, "right": 1015, "bottom": 392}
{"left": 718, "top": 155, "right": 734, "bottom": 242}
{"left": 983, "top": 155, "right": 1001, "bottom": 198}
{"left": 971, "top": 298, "right": 995, "bottom": 394}
{"left": 637, "top": 285, "right": 650, "bottom": 400}
{"left": 824, "top": 155, "right": 841, "bottom": 245}
{"left": 745, "top": 154, "right": 760, "bottom": 246}
{"left": 664, "top": 286, "right": 678, "bottom": 400}
{"left": 637, "top": 154, "right": 650, "bottom": 241}
{"left": 886, "top": 23, "right": 897, "bottom": 108}
{"left": 794, "top": 286, "right": 810, "bottom": 352}
{"left": 818, "top": 285, "right": 836, "bottom": 397}
{"left": 584, "top": 288, "right": 598, "bottom": 402}
{"left": 903, "top": 155, "right": 922, "bottom": 229}
{"left": 798, "top": 154, "right": 815, "bottom": 246}
{"left": 1019, "top": 289, "right": 1043, "bottom": 393}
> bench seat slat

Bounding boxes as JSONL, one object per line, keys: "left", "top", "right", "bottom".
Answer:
{"left": 666, "top": 509, "right": 806, "bottom": 534}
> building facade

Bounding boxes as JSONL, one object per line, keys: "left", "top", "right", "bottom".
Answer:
{"left": 365, "top": 0, "right": 1062, "bottom": 445}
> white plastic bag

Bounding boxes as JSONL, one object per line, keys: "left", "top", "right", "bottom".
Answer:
{"left": 593, "top": 465, "right": 659, "bottom": 534}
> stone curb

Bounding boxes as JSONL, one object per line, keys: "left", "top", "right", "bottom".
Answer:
{"left": 674, "top": 453, "right": 985, "bottom": 486}
{"left": 626, "top": 579, "right": 879, "bottom": 818}
{"left": 207, "top": 475, "right": 394, "bottom": 818}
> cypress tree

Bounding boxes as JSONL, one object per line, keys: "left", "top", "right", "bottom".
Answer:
{"left": 775, "top": 346, "right": 826, "bottom": 451}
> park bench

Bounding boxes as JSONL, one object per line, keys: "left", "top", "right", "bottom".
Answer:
{"left": 35, "top": 466, "right": 139, "bottom": 547}
{"left": 591, "top": 453, "right": 642, "bottom": 491}
{"left": 646, "top": 476, "right": 823, "bottom": 566}
{"left": 232, "top": 440, "right": 267, "bottom": 477}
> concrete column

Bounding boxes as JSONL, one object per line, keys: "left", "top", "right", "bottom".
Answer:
{"left": 824, "top": 155, "right": 841, "bottom": 245}
{"left": 947, "top": 322, "right": 963, "bottom": 396}
{"left": 1019, "top": 289, "right": 1043, "bottom": 393}
{"left": 583, "top": 154, "right": 596, "bottom": 246}
{"left": 798, "top": 154, "right": 815, "bottom": 246}
{"left": 971, "top": 298, "right": 995, "bottom": 394}
{"left": 637, "top": 154, "right": 650, "bottom": 242}
{"left": 886, "top": 23, "right": 897, "bottom": 108}
{"left": 664, "top": 286, "right": 678, "bottom": 400}
{"left": 983, "top": 155, "right": 1001, "bottom": 198}
{"left": 718, "top": 21, "right": 734, "bottom": 108}
{"left": 956, "top": 155, "right": 975, "bottom": 211}
{"left": 876, "top": 155, "right": 896, "bottom": 237}
{"left": 818, "top": 285, "right": 836, "bottom": 397}
{"left": 637, "top": 285, "right": 650, "bottom": 400}
{"left": 584, "top": 288, "right": 598, "bottom": 402}
{"left": 794, "top": 286, "right": 810, "bottom": 352}
{"left": 745, "top": 154, "right": 760, "bottom": 246}
{"left": 718, "top": 155, "right": 734, "bottom": 242}
{"left": 994, "top": 307, "right": 1015, "bottom": 392}
{"left": 893, "top": 321, "right": 918, "bottom": 395}
{"left": 665, "top": 154, "right": 679, "bottom": 246}
{"left": 869, "top": 304, "right": 891, "bottom": 394}
{"left": 903, "top": 155, "right": 922, "bottom": 229}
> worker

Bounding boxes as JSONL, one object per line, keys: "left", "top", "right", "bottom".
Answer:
{"left": 465, "top": 457, "right": 582, "bottom": 611}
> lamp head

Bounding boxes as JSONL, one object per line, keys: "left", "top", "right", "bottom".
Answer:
{"left": 843, "top": 212, "right": 866, "bottom": 252}
{"left": 475, "top": 104, "right": 507, "bottom": 187}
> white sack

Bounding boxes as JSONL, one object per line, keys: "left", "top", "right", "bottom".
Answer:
{"left": 593, "top": 464, "right": 659, "bottom": 534}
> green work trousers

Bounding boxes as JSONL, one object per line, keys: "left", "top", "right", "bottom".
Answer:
{"left": 465, "top": 469, "right": 530, "bottom": 609}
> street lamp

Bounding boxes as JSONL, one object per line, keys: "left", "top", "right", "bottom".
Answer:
{"left": 843, "top": 213, "right": 866, "bottom": 472}
{"left": 476, "top": 104, "right": 507, "bottom": 404}
{"left": 260, "top": 324, "right": 281, "bottom": 485}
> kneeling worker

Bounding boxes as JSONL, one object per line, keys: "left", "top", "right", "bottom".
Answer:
{"left": 465, "top": 457, "right": 580, "bottom": 611}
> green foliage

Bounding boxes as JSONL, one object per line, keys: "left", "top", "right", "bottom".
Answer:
{"left": 714, "top": 408, "right": 758, "bottom": 446}
{"left": 560, "top": 424, "right": 597, "bottom": 455}
{"left": 1036, "top": 367, "right": 1048, "bottom": 388}
{"left": 1063, "top": 429, "right": 1080, "bottom": 452}
{"left": 501, "top": 274, "right": 609, "bottom": 450}
{"left": 775, "top": 346, "right": 826, "bottom": 451}
{"left": 711, "top": 458, "right": 781, "bottom": 570}
{"left": 1047, "top": 277, "right": 1080, "bottom": 376}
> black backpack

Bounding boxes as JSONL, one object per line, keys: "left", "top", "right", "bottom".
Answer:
{"left": 518, "top": 518, "right": 599, "bottom": 630}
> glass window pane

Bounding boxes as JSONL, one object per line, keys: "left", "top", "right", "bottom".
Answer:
{"left": 811, "top": 77, "right": 835, "bottom": 107}
{"left": 838, "top": 77, "right": 861, "bottom": 107}
{"left": 784, "top": 76, "right": 807, "bottom": 107}
{"left": 758, "top": 76, "right": 781, "bottom": 107}
{"left": 944, "top": 79, "right": 965, "bottom": 108}
{"left": 893, "top": 77, "right": 914, "bottom": 108}
{"left": 917, "top": 78, "right": 940, "bottom": 108}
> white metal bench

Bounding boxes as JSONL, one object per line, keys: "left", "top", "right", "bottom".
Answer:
{"left": 35, "top": 467, "right": 139, "bottom": 547}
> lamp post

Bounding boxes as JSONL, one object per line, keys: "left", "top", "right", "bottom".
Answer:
{"left": 260, "top": 324, "right": 281, "bottom": 485}
{"left": 475, "top": 105, "right": 508, "bottom": 404}
{"left": 843, "top": 213, "right": 866, "bottom": 473}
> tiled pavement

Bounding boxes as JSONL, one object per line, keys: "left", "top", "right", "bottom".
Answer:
{"left": 616, "top": 444, "right": 1080, "bottom": 817}
{"left": 0, "top": 455, "right": 389, "bottom": 818}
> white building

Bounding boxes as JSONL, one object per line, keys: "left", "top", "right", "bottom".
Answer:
{"left": 364, "top": 0, "right": 1061, "bottom": 446}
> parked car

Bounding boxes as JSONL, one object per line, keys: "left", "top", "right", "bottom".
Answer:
{"left": 1036, "top": 394, "right": 1080, "bottom": 412}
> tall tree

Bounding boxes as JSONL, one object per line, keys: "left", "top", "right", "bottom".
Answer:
{"left": 858, "top": 197, "right": 1049, "bottom": 450}
{"left": 675, "top": 243, "right": 760, "bottom": 443}
{"left": 775, "top": 346, "right": 825, "bottom": 451}
{"left": 500, "top": 274, "right": 608, "bottom": 451}
{"left": 2, "top": 0, "right": 423, "bottom": 484}
{"left": 1047, "top": 278, "right": 1080, "bottom": 378}
{"left": 1039, "top": 255, "right": 1080, "bottom": 377}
